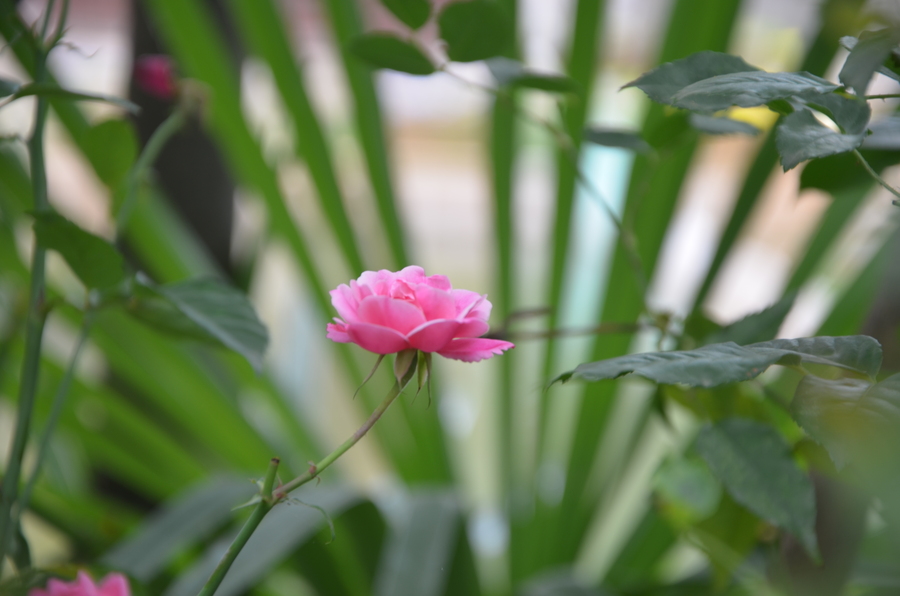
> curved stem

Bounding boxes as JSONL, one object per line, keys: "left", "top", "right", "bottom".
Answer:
{"left": 0, "top": 47, "right": 50, "bottom": 570}
{"left": 277, "top": 378, "right": 405, "bottom": 497}
{"left": 196, "top": 458, "right": 280, "bottom": 596}
{"left": 853, "top": 149, "right": 900, "bottom": 205}
{"left": 116, "top": 109, "right": 185, "bottom": 233}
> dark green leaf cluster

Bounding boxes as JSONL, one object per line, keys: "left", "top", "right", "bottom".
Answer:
{"left": 622, "top": 33, "right": 900, "bottom": 171}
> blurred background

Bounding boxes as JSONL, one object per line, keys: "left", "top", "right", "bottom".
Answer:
{"left": 1, "top": 0, "right": 900, "bottom": 594}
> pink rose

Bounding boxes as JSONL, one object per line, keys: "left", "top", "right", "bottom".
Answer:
{"left": 327, "top": 266, "right": 514, "bottom": 362}
{"left": 29, "top": 571, "right": 130, "bottom": 596}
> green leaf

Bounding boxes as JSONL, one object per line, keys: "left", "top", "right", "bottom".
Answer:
{"left": 695, "top": 418, "right": 818, "bottom": 558}
{"left": 374, "top": 491, "right": 459, "bottom": 596}
{"left": 582, "top": 128, "right": 651, "bottom": 152}
{"left": 776, "top": 108, "right": 866, "bottom": 171}
{"left": 798, "top": 90, "right": 870, "bottom": 135}
{"left": 11, "top": 82, "right": 139, "bottom": 113}
{"left": 840, "top": 35, "right": 900, "bottom": 85}
{"left": 438, "top": 0, "right": 513, "bottom": 63}
{"left": 102, "top": 476, "right": 256, "bottom": 581}
{"left": 671, "top": 71, "right": 839, "bottom": 112}
{"left": 82, "top": 119, "right": 138, "bottom": 188}
{"left": 349, "top": 33, "right": 435, "bottom": 75}
{"left": 32, "top": 212, "right": 127, "bottom": 289}
{"left": 622, "top": 51, "right": 759, "bottom": 105}
{"left": 653, "top": 457, "right": 722, "bottom": 525}
{"left": 862, "top": 116, "right": 900, "bottom": 150}
{"left": 792, "top": 373, "right": 900, "bottom": 469}
{"left": 704, "top": 292, "right": 796, "bottom": 346}
{"left": 0, "top": 77, "right": 21, "bottom": 98}
{"left": 380, "top": 0, "right": 431, "bottom": 29}
{"left": 839, "top": 27, "right": 900, "bottom": 96}
{"left": 688, "top": 113, "right": 759, "bottom": 136}
{"left": 131, "top": 276, "right": 269, "bottom": 372}
{"left": 520, "top": 573, "right": 606, "bottom": 596}
{"left": 556, "top": 335, "right": 882, "bottom": 387}
{"left": 486, "top": 58, "right": 580, "bottom": 94}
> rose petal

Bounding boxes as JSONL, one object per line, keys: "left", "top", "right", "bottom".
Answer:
{"left": 395, "top": 266, "right": 426, "bottom": 284}
{"left": 98, "top": 574, "right": 130, "bottom": 596}
{"left": 407, "top": 319, "right": 461, "bottom": 352}
{"left": 330, "top": 285, "right": 360, "bottom": 323}
{"left": 452, "top": 290, "right": 491, "bottom": 319}
{"left": 438, "top": 338, "right": 514, "bottom": 362}
{"left": 357, "top": 295, "right": 426, "bottom": 334}
{"left": 326, "top": 322, "right": 351, "bottom": 343}
{"left": 347, "top": 323, "right": 410, "bottom": 354}
{"left": 357, "top": 269, "right": 396, "bottom": 296}
{"left": 414, "top": 285, "right": 457, "bottom": 320}
{"left": 456, "top": 318, "right": 490, "bottom": 338}
{"left": 424, "top": 274, "right": 452, "bottom": 291}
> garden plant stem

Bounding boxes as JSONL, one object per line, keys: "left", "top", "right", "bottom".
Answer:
{"left": 0, "top": 45, "right": 51, "bottom": 572}
{"left": 196, "top": 372, "right": 411, "bottom": 596}
{"left": 853, "top": 149, "right": 900, "bottom": 204}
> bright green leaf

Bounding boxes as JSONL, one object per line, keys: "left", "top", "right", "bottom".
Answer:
{"left": 839, "top": 27, "right": 900, "bottom": 96}
{"left": 583, "top": 128, "right": 651, "bottom": 152}
{"left": 381, "top": 0, "right": 431, "bottom": 29}
{"left": 696, "top": 418, "right": 818, "bottom": 558}
{"left": 438, "top": 0, "right": 513, "bottom": 63}
{"left": 349, "top": 33, "right": 435, "bottom": 75}
{"left": 131, "top": 276, "right": 269, "bottom": 373}
{"left": 32, "top": 212, "right": 127, "bottom": 289}
{"left": 672, "top": 71, "right": 839, "bottom": 112}
{"left": 555, "top": 336, "right": 882, "bottom": 387}
{"left": 623, "top": 51, "right": 759, "bottom": 105}
{"left": 82, "top": 119, "right": 138, "bottom": 188}
{"left": 792, "top": 373, "right": 900, "bottom": 469}
{"left": 688, "top": 113, "right": 760, "bottom": 136}
{"left": 776, "top": 109, "right": 865, "bottom": 171}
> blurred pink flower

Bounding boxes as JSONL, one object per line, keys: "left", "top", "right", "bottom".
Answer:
{"left": 28, "top": 571, "right": 129, "bottom": 596}
{"left": 134, "top": 54, "right": 178, "bottom": 100}
{"left": 327, "top": 266, "right": 514, "bottom": 362}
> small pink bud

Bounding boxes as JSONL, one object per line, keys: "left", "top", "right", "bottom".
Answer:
{"left": 29, "top": 571, "right": 130, "bottom": 596}
{"left": 134, "top": 54, "right": 178, "bottom": 101}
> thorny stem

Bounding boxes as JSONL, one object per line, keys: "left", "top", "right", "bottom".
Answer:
{"left": 865, "top": 94, "right": 900, "bottom": 100}
{"left": 196, "top": 364, "right": 414, "bottom": 596}
{"left": 852, "top": 149, "right": 900, "bottom": 205}
{"left": 196, "top": 458, "right": 281, "bottom": 596}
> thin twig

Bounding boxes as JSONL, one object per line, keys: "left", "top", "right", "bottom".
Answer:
{"left": 852, "top": 149, "right": 900, "bottom": 205}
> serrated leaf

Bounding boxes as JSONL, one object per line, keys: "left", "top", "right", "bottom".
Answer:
{"left": 131, "top": 276, "right": 269, "bottom": 372}
{"left": 705, "top": 293, "right": 796, "bottom": 346}
{"left": 381, "top": 0, "right": 431, "bottom": 29}
{"left": 82, "top": 119, "right": 138, "bottom": 188}
{"left": 798, "top": 91, "right": 870, "bottom": 135}
{"left": 792, "top": 373, "right": 900, "bottom": 469}
{"left": 555, "top": 336, "right": 882, "bottom": 387}
{"left": 688, "top": 113, "right": 760, "bottom": 136}
{"left": 840, "top": 35, "right": 900, "bottom": 84}
{"left": 696, "top": 418, "right": 818, "bottom": 558}
{"left": 839, "top": 27, "right": 900, "bottom": 96}
{"left": 776, "top": 109, "right": 866, "bottom": 171}
{"left": 623, "top": 51, "right": 760, "bottom": 105}
{"left": 671, "top": 71, "right": 839, "bottom": 112}
{"left": 11, "top": 83, "right": 139, "bottom": 113}
{"left": 438, "top": 0, "right": 513, "bottom": 63}
{"left": 862, "top": 116, "right": 900, "bottom": 150}
{"left": 32, "top": 212, "right": 127, "bottom": 289}
{"left": 349, "top": 33, "right": 435, "bottom": 75}
{"left": 583, "top": 128, "right": 651, "bottom": 152}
